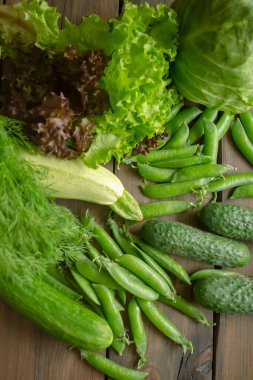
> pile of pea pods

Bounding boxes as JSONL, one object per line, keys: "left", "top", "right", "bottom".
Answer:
{"left": 126, "top": 104, "right": 253, "bottom": 219}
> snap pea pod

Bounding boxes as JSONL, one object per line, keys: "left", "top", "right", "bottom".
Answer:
{"left": 167, "top": 102, "right": 185, "bottom": 122}
{"left": 69, "top": 268, "right": 101, "bottom": 306}
{"left": 159, "top": 295, "right": 211, "bottom": 326}
{"left": 137, "top": 299, "right": 193, "bottom": 354}
{"left": 137, "top": 164, "right": 176, "bottom": 182}
{"left": 85, "top": 241, "right": 101, "bottom": 261}
{"left": 188, "top": 108, "right": 218, "bottom": 144}
{"left": 171, "top": 164, "right": 233, "bottom": 183}
{"left": 190, "top": 269, "right": 238, "bottom": 281}
{"left": 230, "top": 183, "right": 253, "bottom": 199}
{"left": 239, "top": 110, "right": 253, "bottom": 143}
{"left": 100, "top": 257, "right": 159, "bottom": 301}
{"left": 140, "top": 200, "right": 192, "bottom": 219}
{"left": 47, "top": 264, "right": 72, "bottom": 288}
{"left": 92, "top": 223, "right": 124, "bottom": 259}
{"left": 129, "top": 145, "right": 199, "bottom": 164}
{"left": 93, "top": 284, "right": 127, "bottom": 356}
{"left": 216, "top": 112, "right": 234, "bottom": 141}
{"left": 116, "top": 254, "right": 174, "bottom": 298}
{"left": 203, "top": 119, "right": 218, "bottom": 163}
{"left": 81, "top": 350, "right": 148, "bottom": 380}
{"left": 131, "top": 243, "right": 175, "bottom": 291}
{"left": 163, "top": 122, "right": 189, "bottom": 149}
{"left": 75, "top": 256, "right": 119, "bottom": 290}
{"left": 151, "top": 155, "right": 212, "bottom": 169}
{"left": 133, "top": 238, "right": 191, "bottom": 285}
{"left": 165, "top": 107, "right": 202, "bottom": 135}
{"left": 231, "top": 119, "right": 253, "bottom": 165}
{"left": 128, "top": 298, "right": 148, "bottom": 369}
{"left": 141, "top": 177, "right": 211, "bottom": 198}
{"left": 43, "top": 273, "right": 81, "bottom": 301}
{"left": 206, "top": 173, "right": 253, "bottom": 193}
{"left": 107, "top": 217, "right": 140, "bottom": 257}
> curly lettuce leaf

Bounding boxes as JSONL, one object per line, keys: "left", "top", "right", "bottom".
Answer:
{"left": 0, "top": 0, "right": 60, "bottom": 57}
{"left": 82, "top": 2, "right": 179, "bottom": 166}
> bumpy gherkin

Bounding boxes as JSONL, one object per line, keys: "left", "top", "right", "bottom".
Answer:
{"left": 199, "top": 202, "right": 253, "bottom": 242}
{"left": 193, "top": 275, "right": 253, "bottom": 313}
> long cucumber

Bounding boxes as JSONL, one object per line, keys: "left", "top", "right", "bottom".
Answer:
{"left": 0, "top": 276, "right": 113, "bottom": 351}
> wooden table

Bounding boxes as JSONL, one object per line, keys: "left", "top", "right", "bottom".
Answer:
{"left": 0, "top": 1, "right": 252, "bottom": 379}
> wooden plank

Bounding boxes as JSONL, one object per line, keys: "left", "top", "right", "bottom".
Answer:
{"left": 214, "top": 131, "right": 253, "bottom": 380}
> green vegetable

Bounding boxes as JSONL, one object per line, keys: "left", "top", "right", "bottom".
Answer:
{"left": 69, "top": 268, "right": 101, "bottom": 306}
{"left": 230, "top": 183, "right": 253, "bottom": 199}
{"left": 43, "top": 272, "right": 81, "bottom": 302}
{"left": 0, "top": 125, "right": 113, "bottom": 351}
{"left": 159, "top": 295, "right": 211, "bottom": 326}
{"left": 140, "top": 200, "right": 191, "bottom": 219}
{"left": 93, "top": 284, "right": 127, "bottom": 356}
{"left": 141, "top": 220, "right": 251, "bottom": 268}
{"left": 171, "top": 163, "right": 233, "bottom": 183}
{"left": 206, "top": 173, "right": 253, "bottom": 193}
{"left": 240, "top": 110, "right": 253, "bottom": 143}
{"left": 188, "top": 108, "right": 218, "bottom": 145}
{"left": 163, "top": 122, "right": 189, "bottom": 149}
{"left": 216, "top": 113, "right": 234, "bottom": 141}
{"left": 172, "top": 0, "right": 253, "bottom": 113}
{"left": 128, "top": 299, "right": 148, "bottom": 369}
{"left": 99, "top": 257, "right": 159, "bottom": 301}
{"left": 116, "top": 254, "right": 174, "bottom": 298}
{"left": 141, "top": 177, "right": 211, "bottom": 198}
{"left": 151, "top": 155, "right": 212, "bottom": 168}
{"left": 128, "top": 145, "right": 198, "bottom": 164}
{"left": 165, "top": 107, "right": 202, "bottom": 135}
{"left": 137, "top": 164, "right": 176, "bottom": 183}
{"left": 198, "top": 202, "right": 253, "bottom": 242}
{"left": 81, "top": 350, "right": 148, "bottom": 380}
{"left": 190, "top": 269, "right": 238, "bottom": 282}
{"left": 203, "top": 120, "right": 218, "bottom": 163}
{"left": 193, "top": 274, "right": 253, "bottom": 313}
{"left": 231, "top": 119, "right": 253, "bottom": 165}
{"left": 137, "top": 299, "right": 193, "bottom": 354}
{"left": 20, "top": 149, "right": 142, "bottom": 221}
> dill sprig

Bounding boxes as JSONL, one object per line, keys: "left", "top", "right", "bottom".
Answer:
{"left": 0, "top": 124, "right": 87, "bottom": 282}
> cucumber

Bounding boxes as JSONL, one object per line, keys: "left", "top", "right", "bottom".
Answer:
{"left": 193, "top": 274, "right": 253, "bottom": 313}
{"left": 199, "top": 202, "right": 253, "bottom": 242}
{"left": 140, "top": 220, "right": 251, "bottom": 268}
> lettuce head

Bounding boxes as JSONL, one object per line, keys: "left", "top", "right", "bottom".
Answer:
{"left": 172, "top": 0, "right": 253, "bottom": 113}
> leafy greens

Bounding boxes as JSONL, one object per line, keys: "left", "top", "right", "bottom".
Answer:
{"left": 172, "top": 0, "right": 253, "bottom": 113}
{"left": 0, "top": 0, "right": 179, "bottom": 166}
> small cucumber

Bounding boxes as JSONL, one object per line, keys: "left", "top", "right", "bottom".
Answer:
{"left": 198, "top": 202, "right": 253, "bottom": 242}
{"left": 193, "top": 274, "right": 253, "bottom": 313}
{"left": 140, "top": 220, "right": 251, "bottom": 268}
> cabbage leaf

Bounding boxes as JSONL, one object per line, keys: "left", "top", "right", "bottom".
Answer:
{"left": 172, "top": 0, "right": 253, "bottom": 113}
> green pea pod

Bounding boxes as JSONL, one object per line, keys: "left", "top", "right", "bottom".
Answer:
{"left": 75, "top": 256, "right": 119, "bottom": 290}
{"left": 203, "top": 119, "right": 218, "bottom": 163}
{"left": 85, "top": 241, "right": 101, "bottom": 261}
{"left": 137, "top": 299, "right": 193, "bottom": 354}
{"left": 140, "top": 200, "right": 192, "bottom": 219}
{"left": 188, "top": 108, "right": 218, "bottom": 144}
{"left": 239, "top": 110, "right": 253, "bottom": 143}
{"left": 93, "top": 284, "right": 127, "bottom": 356}
{"left": 70, "top": 268, "right": 101, "bottom": 306}
{"left": 116, "top": 254, "right": 174, "bottom": 299}
{"left": 231, "top": 119, "right": 253, "bottom": 165}
{"left": 107, "top": 217, "right": 140, "bottom": 257}
{"left": 151, "top": 155, "right": 212, "bottom": 169}
{"left": 216, "top": 112, "right": 234, "bottom": 141}
{"left": 190, "top": 269, "right": 238, "bottom": 281}
{"left": 165, "top": 107, "right": 202, "bottom": 135}
{"left": 128, "top": 298, "right": 148, "bottom": 369}
{"left": 129, "top": 145, "right": 199, "bottom": 164}
{"left": 230, "top": 183, "right": 253, "bottom": 199}
{"left": 141, "top": 177, "right": 211, "bottom": 198}
{"left": 137, "top": 164, "right": 176, "bottom": 182}
{"left": 163, "top": 122, "right": 189, "bottom": 149}
{"left": 81, "top": 350, "right": 148, "bottom": 380}
{"left": 93, "top": 224, "right": 124, "bottom": 259}
{"left": 171, "top": 163, "right": 233, "bottom": 183}
{"left": 43, "top": 272, "right": 81, "bottom": 301}
{"left": 206, "top": 173, "right": 253, "bottom": 193}
{"left": 159, "top": 294, "right": 211, "bottom": 326}
{"left": 133, "top": 238, "right": 191, "bottom": 285}
{"left": 100, "top": 257, "right": 159, "bottom": 301}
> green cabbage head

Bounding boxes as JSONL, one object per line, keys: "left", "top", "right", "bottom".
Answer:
{"left": 172, "top": 0, "right": 253, "bottom": 113}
